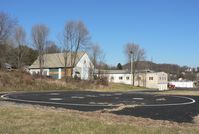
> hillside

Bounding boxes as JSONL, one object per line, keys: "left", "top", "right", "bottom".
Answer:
{"left": 122, "top": 61, "right": 197, "bottom": 81}
{"left": 123, "top": 61, "right": 183, "bottom": 73}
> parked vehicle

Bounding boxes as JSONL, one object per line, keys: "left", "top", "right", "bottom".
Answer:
{"left": 168, "top": 83, "right": 176, "bottom": 89}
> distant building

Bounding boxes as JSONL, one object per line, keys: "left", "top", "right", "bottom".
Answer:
{"left": 95, "top": 69, "right": 168, "bottom": 90}
{"left": 3, "top": 63, "right": 12, "bottom": 71}
{"left": 29, "top": 52, "right": 93, "bottom": 80}
{"left": 185, "top": 68, "right": 193, "bottom": 72}
{"left": 169, "top": 81, "right": 195, "bottom": 88}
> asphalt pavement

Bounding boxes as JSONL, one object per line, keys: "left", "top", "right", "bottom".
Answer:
{"left": 1, "top": 91, "right": 199, "bottom": 123}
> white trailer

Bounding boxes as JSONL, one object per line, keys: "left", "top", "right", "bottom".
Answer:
{"left": 169, "top": 81, "right": 194, "bottom": 88}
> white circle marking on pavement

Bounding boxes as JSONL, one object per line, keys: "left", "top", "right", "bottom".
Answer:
{"left": 0, "top": 94, "right": 196, "bottom": 107}
{"left": 86, "top": 95, "right": 97, "bottom": 97}
{"left": 71, "top": 96, "right": 85, "bottom": 99}
{"left": 49, "top": 98, "right": 63, "bottom": 101}
{"left": 49, "top": 93, "right": 60, "bottom": 95}
{"left": 133, "top": 98, "right": 144, "bottom": 100}
{"left": 99, "top": 94, "right": 112, "bottom": 97}
{"left": 142, "top": 96, "right": 195, "bottom": 107}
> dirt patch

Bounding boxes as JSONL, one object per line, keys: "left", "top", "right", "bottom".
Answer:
{"left": 99, "top": 104, "right": 137, "bottom": 113}
{"left": 193, "top": 115, "right": 199, "bottom": 124}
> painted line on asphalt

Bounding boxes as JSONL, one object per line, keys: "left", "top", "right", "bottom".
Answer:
{"left": 133, "top": 98, "right": 144, "bottom": 100}
{"left": 99, "top": 94, "right": 112, "bottom": 97}
{"left": 71, "top": 96, "right": 85, "bottom": 99}
{"left": 49, "top": 98, "right": 63, "bottom": 101}
{"left": 141, "top": 96, "right": 196, "bottom": 107}
{"left": 0, "top": 94, "right": 114, "bottom": 107}
{"left": 86, "top": 95, "right": 97, "bottom": 98}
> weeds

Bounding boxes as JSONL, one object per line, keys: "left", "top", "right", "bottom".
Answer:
{"left": 0, "top": 70, "right": 145, "bottom": 92}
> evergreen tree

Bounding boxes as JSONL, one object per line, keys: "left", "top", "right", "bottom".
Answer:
{"left": 117, "top": 63, "right": 123, "bottom": 70}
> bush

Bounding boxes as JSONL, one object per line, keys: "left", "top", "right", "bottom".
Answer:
{"left": 0, "top": 73, "right": 10, "bottom": 87}
{"left": 96, "top": 77, "right": 109, "bottom": 86}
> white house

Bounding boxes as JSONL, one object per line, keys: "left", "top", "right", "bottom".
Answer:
{"left": 96, "top": 70, "right": 168, "bottom": 90}
{"left": 29, "top": 52, "right": 94, "bottom": 80}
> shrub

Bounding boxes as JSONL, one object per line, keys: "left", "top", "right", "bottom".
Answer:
{"left": 96, "top": 77, "right": 109, "bottom": 86}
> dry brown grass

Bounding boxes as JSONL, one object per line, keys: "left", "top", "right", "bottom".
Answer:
{"left": 0, "top": 70, "right": 147, "bottom": 92}
{"left": 0, "top": 101, "right": 199, "bottom": 134}
{"left": 0, "top": 71, "right": 67, "bottom": 92}
{"left": 0, "top": 71, "right": 97, "bottom": 91}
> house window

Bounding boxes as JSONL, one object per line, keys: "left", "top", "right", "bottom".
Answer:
{"left": 119, "top": 76, "right": 123, "bottom": 80}
{"left": 126, "top": 77, "right": 129, "bottom": 80}
{"left": 149, "top": 77, "right": 153, "bottom": 80}
{"left": 75, "top": 71, "right": 80, "bottom": 74}
{"left": 84, "top": 60, "right": 86, "bottom": 64}
{"left": 111, "top": 76, "right": 114, "bottom": 80}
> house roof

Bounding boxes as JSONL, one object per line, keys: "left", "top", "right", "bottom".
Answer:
{"left": 94, "top": 69, "right": 130, "bottom": 74}
{"left": 29, "top": 52, "right": 86, "bottom": 69}
{"left": 94, "top": 69, "right": 157, "bottom": 74}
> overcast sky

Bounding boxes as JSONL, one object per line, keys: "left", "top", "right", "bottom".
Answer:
{"left": 1, "top": 0, "right": 199, "bottom": 67}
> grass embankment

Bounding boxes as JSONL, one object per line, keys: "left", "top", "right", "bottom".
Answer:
{"left": 0, "top": 102, "right": 199, "bottom": 134}
{"left": 157, "top": 89, "right": 199, "bottom": 96}
{"left": 0, "top": 71, "right": 145, "bottom": 92}
{"left": 0, "top": 71, "right": 66, "bottom": 92}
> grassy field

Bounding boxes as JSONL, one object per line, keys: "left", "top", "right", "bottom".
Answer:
{"left": 0, "top": 102, "right": 199, "bottom": 134}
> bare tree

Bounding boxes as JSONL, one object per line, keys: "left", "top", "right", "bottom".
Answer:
{"left": 89, "top": 43, "right": 103, "bottom": 79}
{"left": 124, "top": 43, "right": 145, "bottom": 86}
{"left": 62, "top": 20, "right": 90, "bottom": 77}
{"left": 57, "top": 24, "right": 73, "bottom": 81}
{"left": 31, "top": 24, "right": 49, "bottom": 76}
{"left": 66, "top": 21, "right": 90, "bottom": 65}
{"left": 89, "top": 43, "right": 102, "bottom": 68}
{"left": 14, "top": 26, "right": 27, "bottom": 69}
{"left": 0, "top": 12, "right": 16, "bottom": 43}
{"left": 0, "top": 12, "right": 16, "bottom": 68}
{"left": 97, "top": 50, "right": 106, "bottom": 77}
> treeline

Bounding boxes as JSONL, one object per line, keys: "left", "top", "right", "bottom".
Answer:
{"left": 0, "top": 11, "right": 108, "bottom": 71}
{"left": 0, "top": 45, "right": 38, "bottom": 68}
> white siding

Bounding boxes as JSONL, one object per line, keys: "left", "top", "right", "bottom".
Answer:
{"left": 29, "top": 69, "right": 49, "bottom": 76}
{"left": 75, "top": 53, "right": 94, "bottom": 80}
{"left": 108, "top": 74, "right": 132, "bottom": 85}
{"left": 58, "top": 68, "right": 61, "bottom": 79}
{"left": 29, "top": 53, "right": 94, "bottom": 80}
{"left": 169, "top": 81, "right": 194, "bottom": 88}
{"left": 104, "top": 72, "right": 168, "bottom": 90}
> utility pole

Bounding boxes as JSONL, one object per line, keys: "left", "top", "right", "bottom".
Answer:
{"left": 130, "top": 51, "right": 133, "bottom": 85}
